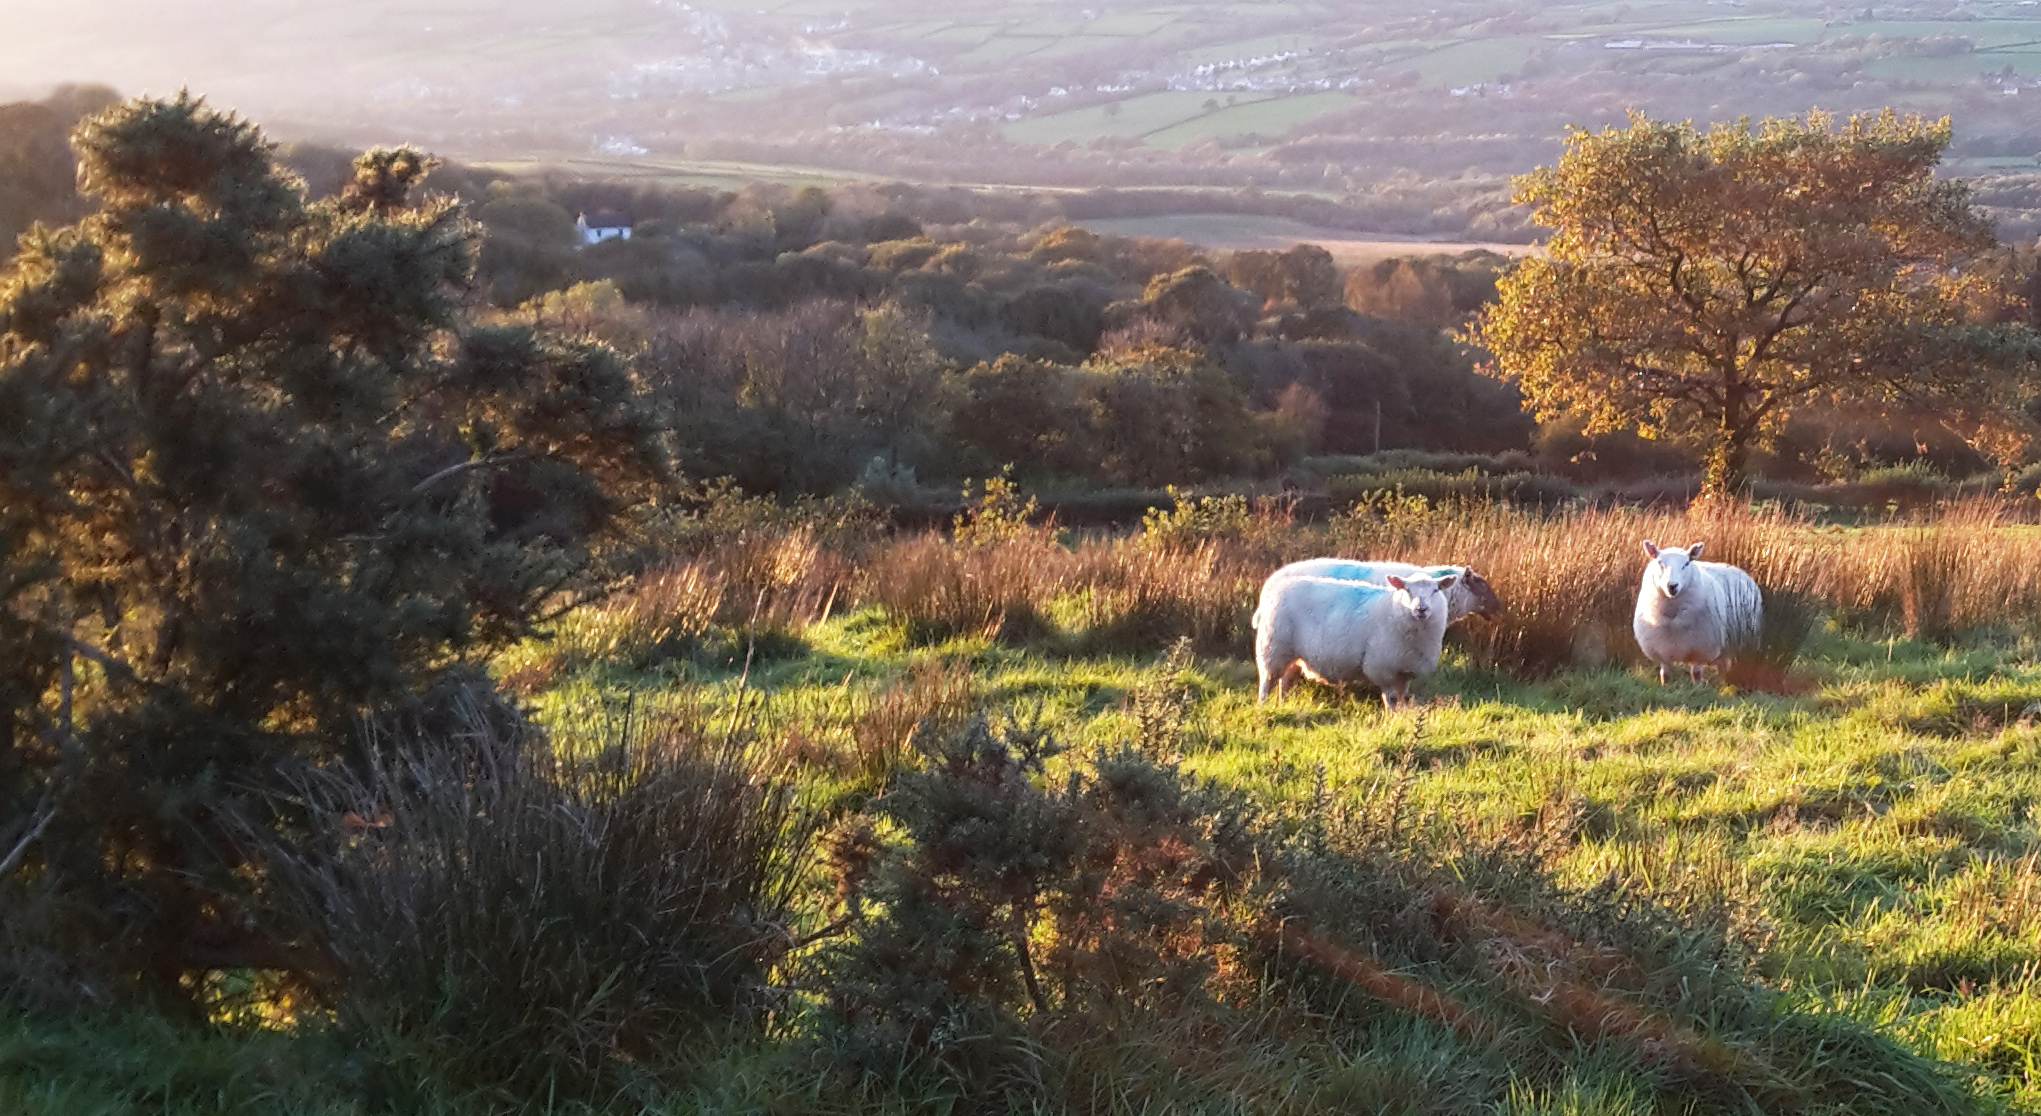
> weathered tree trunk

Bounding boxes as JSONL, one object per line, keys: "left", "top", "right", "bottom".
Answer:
{"left": 1704, "top": 373, "right": 1755, "bottom": 498}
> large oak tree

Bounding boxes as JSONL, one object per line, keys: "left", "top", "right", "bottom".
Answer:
{"left": 1471, "top": 110, "right": 2040, "bottom": 494}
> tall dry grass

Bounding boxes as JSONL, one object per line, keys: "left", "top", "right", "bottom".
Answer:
{"left": 264, "top": 697, "right": 813, "bottom": 1103}
{"left": 1312, "top": 497, "right": 2040, "bottom": 672}
{"left": 558, "top": 493, "right": 2041, "bottom": 677}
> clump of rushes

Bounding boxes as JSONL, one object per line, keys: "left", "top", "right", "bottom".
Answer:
{"left": 263, "top": 694, "right": 815, "bottom": 1106}
{"left": 573, "top": 491, "right": 2041, "bottom": 681}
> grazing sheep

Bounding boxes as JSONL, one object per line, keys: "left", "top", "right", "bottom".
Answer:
{"left": 1268, "top": 558, "right": 1502, "bottom": 624}
{"left": 1252, "top": 572, "right": 1456, "bottom": 708}
{"left": 1632, "top": 540, "right": 1763, "bottom": 684}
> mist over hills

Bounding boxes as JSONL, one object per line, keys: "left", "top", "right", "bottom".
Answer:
{"left": 4, "top": 0, "right": 2041, "bottom": 241}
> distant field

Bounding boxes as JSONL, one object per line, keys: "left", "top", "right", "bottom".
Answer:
{"left": 1003, "top": 90, "right": 1276, "bottom": 147}
{"left": 12, "top": 0, "right": 2041, "bottom": 185}
{"left": 1141, "top": 89, "right": 1358, "bottom": 147}
{"left": 1864, "top": 49, "right": 2041, "bottom": 81}
{"left": 1398, "top": 36, "right": 1548, "bottom": 86}
{"left": 1073, "top": 213, "right": 1538, "bottom": 261}
{"left": 1620, "top": 16, "right": 1830, "bottom": 43}
{"left": 469, "top": 155, "right": 861, "bottom": 192}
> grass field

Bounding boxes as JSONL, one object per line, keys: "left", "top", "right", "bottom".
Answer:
{"left": 11, "top": 496, "right": 2041, "bottom": 1112}
{"left": 1142, "top": 89, "right": 1358, "bottom": 147}
{"left": 1072, "top": 213, "right": 1538, "bottom": 261}
{"left": 515, "top": 496, "right": 2041, "bottom": 1113}
{"left": 1864, "top": 50, "right": 2041, "bottom": 81}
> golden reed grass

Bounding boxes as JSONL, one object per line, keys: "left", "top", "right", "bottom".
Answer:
{"left": 576, "top": 497, "right": 2041, "bottom": 674}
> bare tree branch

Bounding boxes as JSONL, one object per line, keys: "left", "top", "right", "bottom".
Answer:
{"left": 411, "top": 452, "right": 516, "bottom": 496}
{"left": 0, "top": 793, "right": 57, "bottom": 879}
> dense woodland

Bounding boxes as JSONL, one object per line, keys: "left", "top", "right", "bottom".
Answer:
{"left": 3, "top": 86, "right": 2038, "bottom": 509}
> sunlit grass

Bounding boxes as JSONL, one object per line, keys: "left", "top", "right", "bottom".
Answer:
{"left": 501, "top": 594, "right": 2041, "bottom": 1108}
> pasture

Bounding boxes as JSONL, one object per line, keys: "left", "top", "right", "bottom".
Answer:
{"left": 1072, "top": 213, "right": 1538, "bottom": 262}
{"left": 11, "top": 495, "right": 2041, "bottom": 1112}
{"left": 510, "top": 494, "right": 2041, "bottom": 1112}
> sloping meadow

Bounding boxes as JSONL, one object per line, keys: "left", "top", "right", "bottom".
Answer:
{"left": 14, "top": 495, "right": 2041, "bottom": 1114}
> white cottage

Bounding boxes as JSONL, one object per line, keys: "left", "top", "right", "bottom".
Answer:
{"left": 576, "top": 211, "right": 632, "bottom": 246}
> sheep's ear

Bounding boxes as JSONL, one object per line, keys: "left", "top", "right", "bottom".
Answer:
{"left": 1641, "top": 540, "right": 1660, "bottom": 558}
{"left": 1386, "top": 575, "right": 1406, "bottom": 590}
{"left": 1437, "top": 575, "right": 1458, "bottom": 591}
{"left": 1688, "top": 541, "right": 1705, "bottom": 559}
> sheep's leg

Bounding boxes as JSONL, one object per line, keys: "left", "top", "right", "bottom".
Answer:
{"left": 1256, "top": 646, "right": 1287, "bottom": 704}
{"left": 1689, "top": 662, "right": 1704, "bottom": 684}
{"left": 1276, "top": 662, "right": 1303, "bottom": 700}
{"left": 1657, "top": 663, "right": 1668, "bottom": 686}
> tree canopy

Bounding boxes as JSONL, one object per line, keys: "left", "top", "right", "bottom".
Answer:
{"left": 1471, "top": 110, "right": 2041, "bottom": 494}
{"left": 0, "top": 94, "right": 665, "bottom": 1001}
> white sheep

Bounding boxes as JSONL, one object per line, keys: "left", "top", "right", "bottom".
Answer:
{"left": 1265, "top": 558, "right": 1502, "bottom": 624}
{"left": 1252, "top": 572, "right": 1456, "bottom": 708}
{"left": 1631, "top": 540, "right": 1763, "bottom": 684}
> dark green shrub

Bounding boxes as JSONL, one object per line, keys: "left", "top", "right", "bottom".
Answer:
{"left": 0, "top": 95, "right": 665, "bottom": 1007}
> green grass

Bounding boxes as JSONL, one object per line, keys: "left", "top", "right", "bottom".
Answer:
{"left": 1181, "top": 32, "right": 1326, "bottom": 65}
{"left": 13, "top": 604, "right": 2041, "bottom": 1112}
{"left": 1142, "top": 89, "right": 1358, "bottom": 147}
{"left": 1619, "top": 17, "right": 1831, "bottom": 44}
{"left": 1399, "top": 36, "right": 1551, "bottom": 86}
{"left": 953, "top": 34, "right": 1058, "bottom": 63}
{"left": 1839, "top": 20, "right": 2041, "bottom": 48}
{"left": 615, "top": 609, "right": 2041, "bottom": 1106}
{"left": 0, "top": 1011, "right": 365, "bottom": 1116}
{"left": 1002, "top": 90, "right": 1277, "bottom": 146}
{"left": 1863, "top": 50, "right": 2041, "bottom": 81}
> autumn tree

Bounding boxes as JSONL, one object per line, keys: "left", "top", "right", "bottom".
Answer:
{"left": 1226, "top": 244, "right": 1340, "bottom": 310}
{"left": 0, "top": 95, "right": 666, "bottom": 1003}
{"left": 1472, "top": 110, "right": 2041, "bottom": 494}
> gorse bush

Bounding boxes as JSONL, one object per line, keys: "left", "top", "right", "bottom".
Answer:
{"left": 809, "top": 710, "right": 1980, "bottom": 1114}
{"left": 0, "top": 95, "right": 666, "bottom": 1007}
{"left": 1139, "top": 486, "right": 1295, "bottom": 551}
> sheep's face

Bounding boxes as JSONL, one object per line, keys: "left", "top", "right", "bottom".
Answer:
{"left": 1386, "top": 574, "right": 1455, "bottom": 622}
{"left": 1641, "top": 540, "right": 1704, "bottom": 598}
{"left": 1459, "top": 569, "right": 1503, "bottom": 617}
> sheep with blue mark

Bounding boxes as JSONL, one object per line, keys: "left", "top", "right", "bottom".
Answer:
{"left": 1263, "top": 558, "right": 1502, "bottom": 625}
{"left": 1252, "top": 571, "right": 1456, "bottom": 708}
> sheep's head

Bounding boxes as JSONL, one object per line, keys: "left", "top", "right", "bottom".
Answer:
{"left": 1457, "top": 568, "right": 1503, "bottom": 617}
{"left": 1386, "top": 574, "right": 1455, "bottom": 622}
{"left": 1641, "top": 540, "right": 1704, "bottom": 598}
